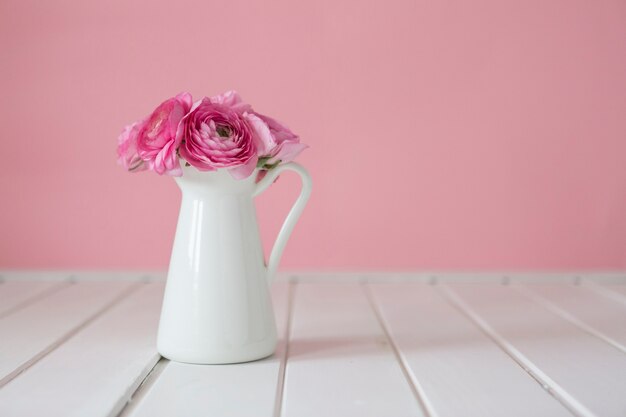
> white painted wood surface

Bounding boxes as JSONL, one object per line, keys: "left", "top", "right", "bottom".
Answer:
{"left": 606, "top": 284, "right": 626, "bottom": 298}
{"left": 0, "top": 280, "right": 69, "bottom": 318}
{"left": 369, "top": 283, "right": 573, "bottom": 417}
{"left": 443, "top": 282, "right": 626, "bottom": 417}
{"left": 518, "top": 283, "right": 626, "bottom": 352}
{"left": 0, "top": 282, "right": 163, "bottom": 417}
{"left": 0, "top": 273, "right": 624, "bottom": 417}
{"left": 589, "top": 281, "right": 626, "bottom": 302}
{"left": 281, "top": 283, "right": 424, "bottom": 417}
{"left": 0, "top": 281, "right": 136, "bottom": 386}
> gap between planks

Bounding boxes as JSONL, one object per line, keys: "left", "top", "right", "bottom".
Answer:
{"left": 437, "top": 284, "right": 596, "bottom": 417}
{"left": 512, "top": 285, "right": 626, "bottom": 355}
{"left": 0, "top": 281, "right": 146, "bottom": 388}
{"left": 361, "top": 282, "right": 437, "bottom": 417}
{"left": 273, "top": 280, "right": 296, "bottom": 417}
{"left": 363, "top": 279, "right": 610, "bottom": 417}
{"left": 116, "top": 358, "right": 169, "bottom": 417}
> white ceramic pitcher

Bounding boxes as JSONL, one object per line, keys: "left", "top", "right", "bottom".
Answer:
{"left": 157, "top": 162, "right": 311, "bottom": 364}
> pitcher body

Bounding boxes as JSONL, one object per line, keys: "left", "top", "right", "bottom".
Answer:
{"left": 157, "top": 163, "right": 311, "bottom": 364}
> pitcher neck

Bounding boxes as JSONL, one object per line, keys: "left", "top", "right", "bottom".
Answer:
{"left": 174, "top": 164, "right": 259, "bottom": 195}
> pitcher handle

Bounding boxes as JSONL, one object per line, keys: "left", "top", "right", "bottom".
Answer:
{"left": 254, "top": 162, "right": 312, "bottom": 284}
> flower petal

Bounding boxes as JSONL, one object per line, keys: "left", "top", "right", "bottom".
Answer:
{"left": 228, "top": 155, "right": 258, "bottom": 179}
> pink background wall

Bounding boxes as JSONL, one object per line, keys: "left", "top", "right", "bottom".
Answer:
{"left": 1, "top": 0, "right": 625, "bottom": 270}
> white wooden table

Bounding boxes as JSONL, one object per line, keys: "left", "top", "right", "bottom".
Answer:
{"left": 0, "top": 272, "right": 625, "bottom": 417}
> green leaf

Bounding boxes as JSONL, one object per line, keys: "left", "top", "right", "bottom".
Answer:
{"left": 264, "top": 160, "right": 281, "bottom": 170}
{"left": 256, "top": 156, "right": 271, "bottom": 168}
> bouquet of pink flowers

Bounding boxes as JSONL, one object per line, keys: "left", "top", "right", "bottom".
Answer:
{"left": 117, "top": 91, "right": 307, "bottom": 180}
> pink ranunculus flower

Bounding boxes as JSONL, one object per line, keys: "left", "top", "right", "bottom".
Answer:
{"left": 210, "top": 90, "right": 252, "bottom": 114}
{"left": 136, "top": 92, "right": 193, "bottom": 176}
{"left": 117, "top": 119, "right": 147, "bottom": 172}
{"left": 178, "top": 97, "right": 258, "bottom": 179}
{"left": 245, "top": 112, "right": 308, "bottom": 167}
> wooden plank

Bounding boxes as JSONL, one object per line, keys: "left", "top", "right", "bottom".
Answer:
{"left": 0, "top": 281, "right": 137, "bottom": 386}
{"left": 0, "top": 280, "right": 70, "bottom": 317}
{"left": 281, "top": 282, "right": 425, "bottom": 417}
{"left": 0, "top": 282, "right": 164, "bottom": 417}
{"left": 518, "top": 283, "right": 626, "bottom": 352}
{"left": 368, "top": 283, "right": 573, "bottom": 417}
{"left": 125, "top": 281, "right": 291, "bottom": 417}
{"left": 588, "top": 282, "right": 626, "bottom": 302}
{"left": 605, "top": 285, "right": 626, "bottom": 298}
{"left": 577, "top": 278, "right": 626, "bottom": 306}
{"left": 444, "top": 283, "right": 626, "bottom": 417}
